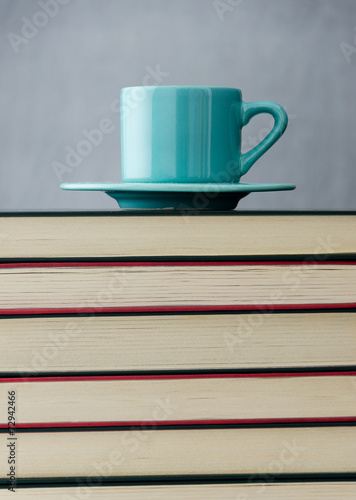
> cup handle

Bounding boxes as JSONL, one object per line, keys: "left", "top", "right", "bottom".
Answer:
{"left": 240, "top": 101, "right": 288, "bottom": 176}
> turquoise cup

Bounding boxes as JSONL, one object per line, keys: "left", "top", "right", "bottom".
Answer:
{"left": 120, "top": 86, "right": 288, "bottom": 183}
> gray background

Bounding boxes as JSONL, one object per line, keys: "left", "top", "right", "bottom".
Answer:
{"left": 1, "top": 0, "right": 355, "bottom": 211}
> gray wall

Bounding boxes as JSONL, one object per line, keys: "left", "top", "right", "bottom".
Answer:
{"left": 1, "top": 0, "right": 355, "bottom": 211}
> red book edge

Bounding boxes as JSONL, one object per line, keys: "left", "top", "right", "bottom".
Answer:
{"left": 1, "top": 303, "right": 356, "bottom": 316}
{"left": 2, "top": 416, "right": 356, "bottom": 430}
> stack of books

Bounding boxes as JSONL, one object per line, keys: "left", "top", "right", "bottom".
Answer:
{"left": 0, "top": 210, "right": 356, "bottom": 499}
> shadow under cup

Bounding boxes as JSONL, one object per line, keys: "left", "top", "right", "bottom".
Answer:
{"left": 120, "top": 86, "right": 288, "bottom": 184}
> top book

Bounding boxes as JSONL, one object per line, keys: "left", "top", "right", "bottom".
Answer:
{"left": 0, "top": 211, "right": 355, "bottom": 260}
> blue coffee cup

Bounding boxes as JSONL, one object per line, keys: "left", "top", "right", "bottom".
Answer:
{"left": 120, "top": 86, "right": 287, "bottom": 183}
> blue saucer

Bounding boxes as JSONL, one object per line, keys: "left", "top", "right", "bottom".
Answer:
{"left": 61, "top": 182, "right": 296, "bottom": 210}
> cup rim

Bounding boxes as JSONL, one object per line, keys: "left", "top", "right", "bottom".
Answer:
{"left": 121, "top": 85, "right": 242, "bottom": 94}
